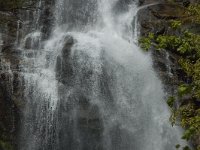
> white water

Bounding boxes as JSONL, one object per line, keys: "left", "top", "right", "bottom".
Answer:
{"left": 19, "top": 0, "right": 188, "bottom": 150}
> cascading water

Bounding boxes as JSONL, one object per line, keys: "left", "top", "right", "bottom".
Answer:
{"left": 19, "top": 0, "right": 188, "bottom": 150}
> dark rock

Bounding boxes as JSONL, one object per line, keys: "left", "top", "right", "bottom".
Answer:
{"left": 138, "top": 0, "right": 145, "bottom": 6}
{"left": 138, "top": 3, "right": 186, "bottom": 36}
{"left": 24, "top": 36, "right": 40, "bottom": 50}
{"left": 138, "top": 0, "right": 165, "bottom": 5}
{"left": 24, "top": 37, "right": 31, "bottom": 49}
{"left": 175, "top": 68, "right": 192, "bottom": 84}
{"left": 183, "top": 0, "right": 190, "bottom": 7}
{"left": 154, "top": 60, "right": 168, "bottom": 72}
{"left": 138, "top": 2, "right": 193, "bottom": 92}
{"left": 156, "top": 26, "right": 166, "bottom": 35}
{"left": 56, "top": 36, "right": 75, "bottom": 85}
{"left": 0, "top": 0, "right": 55, "bottom": 149}
{"left": 0, "top": 71, "right": 20, "bottom": 150}
{"left": 39, "top": 0, "right": 55, "bottom": 40}
{"left": 174, "top": 0, "right": 191, "bottom": 7}
{"left": 62, "top": 36, "right": 74, "bottom": 57}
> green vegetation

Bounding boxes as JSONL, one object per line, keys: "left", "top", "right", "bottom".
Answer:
{"left": 139, "top": 3, "right": 200, "bottom": 150}
{"left": 0, "top": 140, "right": 13, "bottom": 150}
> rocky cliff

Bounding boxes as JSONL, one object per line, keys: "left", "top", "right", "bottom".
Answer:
{"left": 0, "top": 0, "right": 55, "bottom": 149}
{"left": 138, "top": 0, "right": 200, "bottom": 149}
{"left": 0, "top": 0, "right": 199, "bottom": 149}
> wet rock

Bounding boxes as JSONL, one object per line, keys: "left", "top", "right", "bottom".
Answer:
{"left": 138, "top": 0, "right": 145, "bottom": 5}
{"left": 138, "top": 2, "right": 190, "bottom": 91}
{"left": 151, "top": 48, "right": 192, "bottom": 92}
{"left": 56, "top": 36, "right": 75, "bottom": 85}
{"left": 138, "top": 2, "right": 200, "bottom": 147}
{"left": 24, "top": 35, "right": 40, "bottom": 50}
{"left": 24, "top": 37, "right": 32, "bottom": 49}
{"left": 62, "top": 36, "right": 74, "bottom": 57}
{"left": 77, "top": 99, "right": 103, "bottom": 150}
{"left": 0, "top": 71, "right": 20, "bottom": 150}
{"left": 183, "top": 0, "right": 190, "bottom": 7}
{"left": 56, "top": 87, "right": 104, "bottom": 150}
{"left": 138, "top": 2, "right": 187, "bottom": 35}
{"left": 0, "top": 0, "right": 55, "bottom": 149}
{"left": 175, "top": 68, "right": 192, "bottom": 83}
{"left": 138, "top": 0, "right": 165, "bottom": 5}
{"left": 39, "top": 0, "right": 55, "bottom": 40}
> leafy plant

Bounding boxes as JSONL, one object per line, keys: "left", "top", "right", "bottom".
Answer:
{"left": 178, "top": 84, "right": 192, "bottom": 97}
{"left": 176, "top": 144, "right": 181, "bottom": 149}
{"left": 0, "top": 140, "right": 13, "bottom": 150}
{"left": 183, "top": 146, "right": 191, "bottom": 150}
{"left": 139, "top": 3, "right": 200, "bottom": 149}
{"left": 139, "top": 33, "right": 154, "bottom": 51}
{"left": 171, "top": 20, "right": 182, "bottom": 29}
{"left": 167, "top": 96, "right": 175, "bottom": 108}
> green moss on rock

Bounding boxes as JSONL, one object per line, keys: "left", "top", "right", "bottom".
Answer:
{"left": 0, "top": 140, "right": 13, "bottom": 150}
{"left": 139, "top": 2, "right": 200, "bottom": 149}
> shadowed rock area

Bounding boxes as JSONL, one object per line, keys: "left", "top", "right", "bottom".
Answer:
{"left": 0, "top": 0, "right": 56, "bottom": 149}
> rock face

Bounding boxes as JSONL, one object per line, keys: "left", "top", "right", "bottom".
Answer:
{"left": 0, "top": 0, "right": 199, "bottom": 149}
{"left": 0, "top": 7, "right": 23, "bottom": 150}
{"left": 138, "top": 0, "right": 200, "bottom": 147}
{"left": 138, "top": 1, "right": 192, "bottom": 92}
{"left": 0, "top": 0, "right": 55, "bottom": 149}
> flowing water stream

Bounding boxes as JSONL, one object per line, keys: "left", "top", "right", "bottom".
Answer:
{"left": 19, "top": 0, "right": 187, "bottom": 149}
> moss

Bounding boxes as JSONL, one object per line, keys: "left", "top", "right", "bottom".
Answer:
{"left": 167, "top": 96, "right": 175, "bottom": 108}
{"left": 176, "top": 144, "right": 181, "bottom": 149}
{"left": 139, "top": 3, "right": 200, "bottom": 149}
{"left": 0, "top": 140, "right": 13, "bottom": 150}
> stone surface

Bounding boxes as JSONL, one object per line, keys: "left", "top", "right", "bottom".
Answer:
{"left": 0, "top": 0, "right": 56, "bottom": 149}
{"left": 138, "top": 1, "right": 200, "bottom": 147}
{"left": 0, "top": 0, "right": 200, "bottom": 149}
{"left": 138, "top": 1, "right": 191, "bottom": 90}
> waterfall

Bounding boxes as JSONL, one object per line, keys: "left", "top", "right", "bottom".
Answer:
{"left": 19, "top": 0, "right": 188, "bottom": 150}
